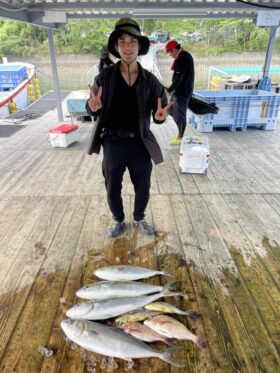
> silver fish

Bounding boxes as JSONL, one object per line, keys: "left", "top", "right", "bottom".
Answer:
{"left": 76, "top": 280, "right": 164, "bottom": 300}
{"left": 94, "top": 265, "right": 173, "bottom": 281}
{"left": 61, "top": 319, "right": 183, "bottom": 367}
{"left": 144, "top": 315, "right": 207, "bottom": 349}
{"left": 66, "top": 284, "right": 182, "bottom": 320}
{"left": 145, "top": 301, "right": 200, "bottom": 319}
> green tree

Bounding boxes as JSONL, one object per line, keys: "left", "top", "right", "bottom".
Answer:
{"left": 0, "top": 21, "right": 47, "bottom": 56}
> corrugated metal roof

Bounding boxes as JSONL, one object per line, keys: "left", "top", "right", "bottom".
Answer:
{"left": 0, "top": 0, "right": 280, "bottom": 28}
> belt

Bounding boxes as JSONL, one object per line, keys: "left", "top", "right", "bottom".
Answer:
{"left": 100, "top": 128, "right": 136, "bottom": 139}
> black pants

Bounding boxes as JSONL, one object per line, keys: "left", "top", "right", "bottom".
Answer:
{"left": 102, "top": 137, "right": 152, "bottom": 223}
{"left": 169, "top": 95, "right": 188, "bottom": 138}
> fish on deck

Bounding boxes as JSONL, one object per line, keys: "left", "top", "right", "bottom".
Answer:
{"left": 61, "top": 319, "right": 184, "bottom": 367}
{"left": 144, "top": 315, "right": 207, "bottom": 349}
{"left": 76, "top": 280, "right": 165, "bottom": 300}
{"left": 118, "top": 321, "right": 174, "bottom": 345}
{"left": 145, "top": 301, "right": 200, "bottom": 319}
{"left": 66, "top": 284, "right": 182, "bottom": 320}
{"left": 94, "top": 265, "right": 173, "bottom": 281}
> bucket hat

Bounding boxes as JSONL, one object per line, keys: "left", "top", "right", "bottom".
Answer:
{"left": 165, "top": 40, "right": 179, "bottom": 53}
{"left": 107, "top": 18, "right": 150, "bottom": 58}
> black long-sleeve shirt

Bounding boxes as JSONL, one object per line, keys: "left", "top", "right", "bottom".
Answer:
{"left": 167, "top": 50, "right": 194, "bottom": 100}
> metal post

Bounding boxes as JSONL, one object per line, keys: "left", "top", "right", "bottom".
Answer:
{"left": 263, "top": 26, "right": 277, "bottom": 78}
{"left": 47, "top": 28, "right": 63, "bottom": 122}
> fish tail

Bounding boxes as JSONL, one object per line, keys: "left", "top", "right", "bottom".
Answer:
{"left": 165, "top": 281, "right": 181, "bottom": 291}
{"left": 160, "top": 346, "right": 184, "bottom": 367}
{"left": 161, "top": 270, "right": 174, "bottom": 278}
{"left": 161, "top": 283, "right": 182, "bottom": 298}
{"left": 193, "top": 335, "right": 207, "bottom": 349}
{"left": 184, "top": 311, "right": 200, "bottom": 319}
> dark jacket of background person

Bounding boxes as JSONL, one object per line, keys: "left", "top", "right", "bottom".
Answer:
{"left": 167, "top": 50, "right": 194, "bottom": 100}
{"left": 98, "top": 55, "right": 114, "bottom": 73}
{"left": 86, "top": 60, "right": 168, "bottom": 165}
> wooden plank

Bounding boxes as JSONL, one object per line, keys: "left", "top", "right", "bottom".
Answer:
{"left": 223, "top": 194, "right": 280, "bottom": 276}
{"left": 237, "top": 150, "right": 280, "bottom": 194}
{"left": 0, "top": 151, "right": 44, "bottom": 196}
{"left": 0, "top": 197, "right": 89, "bottom": 372}
{"left": 262, "top": 194, "right": 280, "bottom": 216}
{"left": 210, "top": 153, "right": 250, "bottom": 194}
{"left": 153, "top": 151, "right": 183, "bottom": 195}
{"left": 170, "top": 194, "right": 237, "bottom": 372}
{"left": 168, "top": 151, "right": 201, "bottom": 195}
{"left": 203, "top": 194, "right": 280, "bottom": 360}
{"left": 0, "top": 197, "right": 70, "bottom": 361}
{"left": 216, "top": 150, "right": 268, "bottom": 194}
{"left": 151, "top": 194, "right": 215, "bottom": 373}
{"left": 242, "top": 149, "right": 280, "bottom": 181}
{"left": 0, "top": 197, "right": 48, "bottom": 285}
{"left": 40, "top": 195, "right": 109, "bottom": 373}
{"left": 181, "top": 194, "right": 279, "bottom": 372}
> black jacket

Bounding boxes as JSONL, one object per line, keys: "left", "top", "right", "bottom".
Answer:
{"left": 167, "top": 50, "right": 194, "bottom": 100}
{"left": 86, "top": 61, "right": 168, "bottom": 165}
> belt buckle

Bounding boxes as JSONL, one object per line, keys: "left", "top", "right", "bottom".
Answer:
{"left": 100, "top": 127, "right": 111, "bottom": 139}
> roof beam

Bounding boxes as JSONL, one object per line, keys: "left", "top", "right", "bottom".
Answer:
{"left": 17, "top": 1, "right": 280, "bottom": 12}
{"left": 0, "top": 2, "right": 66, "bottom": 28}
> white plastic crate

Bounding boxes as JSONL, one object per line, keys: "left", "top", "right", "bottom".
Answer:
{"left": 189, "top": 89, "right": 280, "bottom": 132}
{"left": 179, "top": 136, "right": 210, "bottom": 174}
{"left": 49, "top": 124, "right": 80, "bottom": 148}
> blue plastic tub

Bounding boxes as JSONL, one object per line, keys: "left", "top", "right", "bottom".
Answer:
{"left": 189, "top": 90, "right": 280, "bottom": 132}
{"left": 0, "top": 64, "right": 28, "bottom": 90}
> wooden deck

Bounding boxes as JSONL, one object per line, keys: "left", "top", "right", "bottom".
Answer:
{"left": 0, "top": 98, "right": 280, "bottom": 373}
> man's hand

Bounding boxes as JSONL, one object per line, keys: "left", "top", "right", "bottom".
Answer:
{"left": 88, "top": 84, "right": 103, "bottom": 112}
{"left": 154, "top": 98, "right": 173, "bottom": 121}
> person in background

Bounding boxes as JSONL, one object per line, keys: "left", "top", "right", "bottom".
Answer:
{"left": 98, "top": 46, "right": 115, "bottom": 73}
{"left": 86, "top": 18, "right": 172, "bottom": 238}
{"left": 165, "top": 40, "right": 194, "bottom": 145}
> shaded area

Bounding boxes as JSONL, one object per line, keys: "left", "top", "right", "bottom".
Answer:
{"left": 8, "top": 90, "right": 71, "bottom": 119}
{"left": 0, "top": 124, "right": 26, "bottom": 137}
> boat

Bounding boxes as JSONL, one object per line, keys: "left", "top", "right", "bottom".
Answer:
{"left": 0, "top": 62, "right": 36, "bottom": 119}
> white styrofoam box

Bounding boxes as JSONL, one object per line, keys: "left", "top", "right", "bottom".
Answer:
{"left": 49, "top": 124, "right": 80, "bottom": 148}
{"left": 179, "top": 136, "right": 210, "bottom": 174}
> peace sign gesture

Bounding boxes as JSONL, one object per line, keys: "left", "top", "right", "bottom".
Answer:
{"left": 88, "top": 84, "right": 103, "bottom": 112}
{"left": 154, "top": 98, "right": 173, "bottom": 122}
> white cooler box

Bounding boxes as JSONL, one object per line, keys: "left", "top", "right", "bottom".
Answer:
{"left": 179, "top": 136, "right": 210, "bottom": 174}
{"left": 49, "top": 124, "right": 80, "bottom": 148}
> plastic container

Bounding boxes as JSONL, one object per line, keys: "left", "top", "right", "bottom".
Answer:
{"left": 67, "top": 90, "right": 89, "bottom": 117}
{"left": 49, "top": 124, "right": 80, "bottom": 148}
{"left": 189, "top": 89, "right": 280, "bottom": 132}
{"left": 179, "top": 136, "right": 210, "bottom": 174}
{"left": 0, "top": 64, "right": 28, "bottom": 90}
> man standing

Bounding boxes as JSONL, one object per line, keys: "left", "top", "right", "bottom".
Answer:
{"left": 86, "top": 18, "right": 172, "bottom": 238}
{"left": 165, "top": 40, "right": 194, "bottom": 145}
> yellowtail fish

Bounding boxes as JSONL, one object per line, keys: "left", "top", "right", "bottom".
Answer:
{"left": 118, "top": 322, "right": 174, "bottom": 345}
{"left": 76, "top": 281, "right": 165, "bottom": 300}
{"left": 144, "top": 315, "right": 207, "bottom": 349}
{"left": 66, "top": 284, "right": 182, "bottom": 320}
{"left": 145, "top": 301, "right": 200, "bottom": 319}
{"left": 61, "top": 319, "right": 184, "bottom": 367}
{"left": 94, "top": 265, "right": 173, "bottom": 281}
